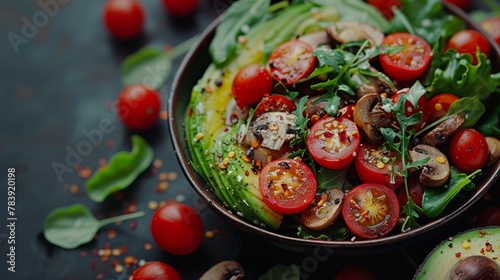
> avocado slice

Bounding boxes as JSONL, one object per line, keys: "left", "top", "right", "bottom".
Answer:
{"left": 414, "top": 227, "right": 500, "bottom": 280}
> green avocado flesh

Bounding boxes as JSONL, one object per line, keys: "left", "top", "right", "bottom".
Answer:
{"left": 414, "top": 227, "right": 500, "bottom": 280}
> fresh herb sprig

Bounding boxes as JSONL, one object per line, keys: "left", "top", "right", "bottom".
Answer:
{"left": 379, "top": 81, "right": 431, "bottom": 231}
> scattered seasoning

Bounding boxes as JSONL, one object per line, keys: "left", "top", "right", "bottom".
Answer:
{"left": 175, "top": 194, "right": 186, "bottom": 203}
{"left": 124, "top": 256, "right": 136, "bottom": 266}
{"left": 205, "top": 230, "right": 215, "bottom": 239}
{"left": 455, "top": 252, "right": 461, "bottom": 258}
{"left": 462, "top": 240, "right": 470, "bottom": 250}
{"left": 153, "top": 159, "right": 163, "bottom": 169}
{"left": 106, "top": 139, "right": 114, "bottom": 147}
{"left": 158, "top": 172, "right": 169, "bottom": 181}
{"left": 96, "top": 273, "right": 104, "bottom": 279}
{"left": 79, "top": 167, "right": 93, "bottom": 179}
{"left": 147, "top": 201, "right": 159, "bottom": 210}
{"left": 70, "top": 184, "right": 79, "bottom": 194}
{"left": 144, "top": 243, "right": 153, "bottom": 251}
{"left": 156, "top": 181, "right": 169, "bottom": 193}
{"left": 167, "top": 172, "right": 178, "bottom": 181}
{"left": 486, "top": 242, "right": 493, "bottom": 252}
{"left": 129, "top": 221, "right": 138, "bottom": 230}
{"left": 160, "top": 110, "right": 169, "bottom": 121}
{"left": 98, "top": 158, "right": 107, "bottom": 167}
{"left": 80, "top": 251, "right": 88, "bottom": 257}
{"left": 107, "top": 229, "right": 117, "bottom": 239}
{"left": 112, "top": 248, "right": 121, "bottom": 257}
{"left": 115, "top": 264, "right": 124, "bottom": 273}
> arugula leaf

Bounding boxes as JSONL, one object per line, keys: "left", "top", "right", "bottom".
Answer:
{"left": 422, "top": 168, "right": 480, "bottom": 218}
{"left": 209, "top": 0, "right": 271, "bottom": 67}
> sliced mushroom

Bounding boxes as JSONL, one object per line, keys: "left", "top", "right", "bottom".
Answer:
{"left": 409, "top": 144, "right": 450, "bottom": 187}
{"left": 353, "top": 93, "right": 393, "bottom": 145}
{"left": 298, "top": 30, "right": 331, "bottom": 48}
{"left": 300, "top": 188, "right": 344, "bottom": 230}
{"left": 303, "top": 95, "right": 328, "bottom": 119}
{"left": 420, "top": 115, "right": 464, "bottom": 146}
{"left": 200, "top": 260, "right": 245, "bottom": 280}
{"left": 251, "top": 112, "right": 298, "bottom": 150}
{"left": 326, "top": 21, "right": 384, "bottom": 47}
{"left": 485, "top": 136, "right": 500, "bottom": 168}
{"left": 352, "top": 68, "right": 396, "bottom": 99}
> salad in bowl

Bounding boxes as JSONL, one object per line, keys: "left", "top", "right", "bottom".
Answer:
{"left": 170, "top": 0, "right": 500, "bottom": 248}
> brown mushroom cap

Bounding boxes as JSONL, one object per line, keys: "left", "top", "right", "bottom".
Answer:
{"left": 353, "top": 93, "right": 392, "bottom": 145}
{"left": 409, "top": 144, "right": 451, "bottom": 187}
{"left": 421, "top": 114, "right": 464, "bottom": 146}
{"left": 300, "top": 188, "right": 344, "bottom": 230}
{"left": 200, "top": 260, "right": 245, "bottom": 280}
{"left": 326, "top": 21, "right": 384, "bottom": 47}
{"left": 485, "top": 136, "right": 500, "bottom": 168}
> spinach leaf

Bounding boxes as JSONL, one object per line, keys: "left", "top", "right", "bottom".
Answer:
{"left": 426, "top": 50, "right": 500, "bottom": 100}
{"left": 316, "top": 167, "right": 350, "bottom": 193}
{"left": 259, "top": 264, "right": 301, "bottom": 280}
{"left": 44, "top": 204, "right": 144, "bottom": 249}
{"left": 422, "top": 168, "right": 480, "bottom": 218}
{"left": 85, "top": 135, "right": 154, "bottom": 202}
{"left": 445, "top": 96, "right": 485, "bottom": 128}
{"left": 477, "top": 105, "right": 500, "bottom": 136}
{"left": 209, "top": 0, "right": 271, "bottom": 67}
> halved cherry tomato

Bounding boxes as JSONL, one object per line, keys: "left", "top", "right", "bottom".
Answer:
{"left": 268, "top": 40, "right": 317, "bottom": 86}
{"left": 307, "top": 116, "right": 360, "bottom": 170}
{"left": 380, "top": 33, "right": 432, "bottom": 82}
{"left": 253, "top": 95, "right": 296, "bottom": 120}
{"left": 355, "top": 142, "right": 404, "bottom": 191}
{"left": 367, "top": 0, "right": 401, "bottom": 20}
{"left": 232, "top": 64, "right": 274, "bottom": 109}
{"left": 391, "top": 90, "right": 429, "bottom": 131}
{"left": 397, "top": 173, "right": 425, "bottom": 208}
{"left": 426, "top": 93, "right": 459, "bottom": 123}
{"left": 342, "top": 183, "right": 400, "bottom": 239}
{"left": 449, "top": 128, "right": 489, "bottom": 174}
{"left": 480, "top": 17, "right": 500, "bottom": 46}
{"left": 259, "top": 159, "right": 317, "bottom": 215}
{"left": 132, "top": 261, "right": 181, "bottom": 280}
{"left": 446, "top": 29, "right": 490, "bottom": 65}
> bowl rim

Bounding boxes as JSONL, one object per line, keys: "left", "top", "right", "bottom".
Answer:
{"left": 168, "top": 2, "right": 500, "bottom": 251}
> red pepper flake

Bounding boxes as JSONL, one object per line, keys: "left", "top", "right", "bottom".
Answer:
{"left": 124, "top": 256, "right": 136, "bottom": 266}
{"left": 144, "top": 242, "right": 153, "bottom": 251}
{"left": 322, "top": 131, "right": 334, "bottom": 138}
{"left": 158, "top": 172, "right": 169, "bottom": 181}
{"left": 106, "top": 139, "right": 114, "bottom": 148}
{"left": 455, "top": 252, "right": 461, "bottom": 258}
{"left": 98, "top": 158, "right": 107, "bottom": 167}
{"left": 80, "top": 251, "right": 88, "bottom": 257}
{"left": 160, "top": 110, "right": 169, "bottom": 121}
{"left": 70, "top": 184, "right": 79, "bottom": 194}
{"left": 90, "top": 260, "right": 96, "bottom": 271}
{"left": 481, "top": 248, "right": 485, "bottom": 255}
{"left": 119, "top": 246, "right": 128, "bottom": 254}
{"left": 96, "top": 273, "right": 104, "bottom": 279}
{"left": 112, "top": 259, "right": 119, "bottom": 267}
{"left": 78, "top": 167, "right": 93, "bottom": 179}
{"left": 74, "top": 165, "right": 82, "bottom": 172}
{"left": 129, "top": 221, "right": 138, "bottom": 230}
{"left": 107, "top": 229, "right": 117, "bottom": 239}
{"left": 480, "top": 230, "right": 487, "bottom": 236}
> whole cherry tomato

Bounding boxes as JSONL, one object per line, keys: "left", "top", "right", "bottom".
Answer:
{"left": 397, "top": 173, "right": 426, "bottom": 208}
{"left": 117, "top": 84, "right": 161, "bottom": 131}
{"left": 449, "top": 128, "right": 489, "bottom": 174}
{"left": 367, "top": 0, "right": 401, "bottom": 20}
{"left": 442, "top": 0, "right": 471, "bottom": 10}
{"left": 380, "top": 33, "right": 432, "bottom": 82}
{"left": 132, "top": 261, "right": 181, "bottom": 280}
{"left": 103, "top": 0, "right": 145, "bottom": 40}
{"left": 162, "top": 0, "right": 199, "bottom": 17}
{"left": 232, "top": 64, "right": 274, "bottom": 109}
{"left": 446, "top": 29, "right": 490, "bottom": 65}
{"left": 150, "top": 201, "right": 204, "bottom": 255}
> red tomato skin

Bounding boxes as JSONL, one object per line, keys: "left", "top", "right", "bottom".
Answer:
{"left": 307, "top": 116, "right": 360, "bottom": 170}
{"left": 391, "top": 91, "right": 429, "bottom": 132}
{"left": 103, "top": 0, "right": 145, "bottom": 40}
{"left": 268, "top": 40, "right": 317, "bottom": 86}
{"left": 449, "top": 128, "right": 489, "bottom": 174}
{"left": 132, "top": 261, "right": 181, "bottom": 280}
{"left": 150, "top": 201, "right": 204, "bottom": 255}
{"left": 355, "top": 142, "right": 404, "bottom": 191}
{"left": 426, "top": 93, "right": 459, "bottom": 123}
{"left": 442, "top": 0, "right": 471, "bottom": 10}
{"left": 380, "top": 33, "right": 432, "bottom": 82}
{"left": 446, "top": 30, "right": 490, "bottom": 65}
{"left": 397, "top": 173, "right": 425, "bottom": 208}
{"left": 232, "top": 64, "right": 274, "bottom": 109}
{"left": 334, "top": 264, "right": 379, "bottom": 280}
{"left": 259, "top": 159, "right": 317, "bottom": 215}
{"left": 342, "top": 183, "right": 400, "bottom": 239}
{"left": 367, "top": 0, "right": 401, "bottom": 20}
{"left": 253, "top": 95, "right": 296, "bottom": 120}
{"left": 117, "top": 84, "right": 161, "bottom": 130}
{"left": 481, "top": 17, "right": 500, "bottom": 46}
{"left": 162, "top": 0, "right": 199, "bottom": 17}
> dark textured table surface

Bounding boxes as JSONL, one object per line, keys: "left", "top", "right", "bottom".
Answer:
{"left": 1, "top": 0, "right": 498, "bottom": 279}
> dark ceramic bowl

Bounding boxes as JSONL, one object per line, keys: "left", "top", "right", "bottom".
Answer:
{"left": 169, "top": 2, "right": 500, "bottom": 254}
